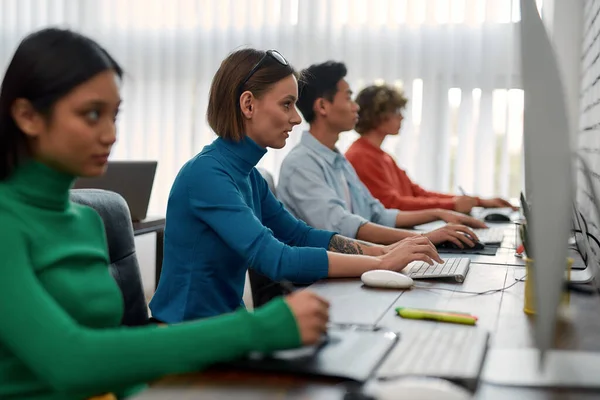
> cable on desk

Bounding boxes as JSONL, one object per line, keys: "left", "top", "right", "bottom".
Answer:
{"left": 414, "top": 279, "right": 522, "bottom": 296}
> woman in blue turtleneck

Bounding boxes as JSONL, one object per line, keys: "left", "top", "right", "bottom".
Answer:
{"left": 149, "top": 49, "right": 441, "bottom": 322}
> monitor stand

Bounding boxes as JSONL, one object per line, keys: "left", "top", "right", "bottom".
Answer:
{"left": 481, "top": 348, "right": 600, "bottom": 388}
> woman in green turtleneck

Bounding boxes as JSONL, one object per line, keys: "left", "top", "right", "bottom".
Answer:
{"left": 0, "top": 28, "right": 330, "bottom": 400}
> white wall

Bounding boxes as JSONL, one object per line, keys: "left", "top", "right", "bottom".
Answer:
{"left": 541, "top": 0, "right": 584, "bottom": 144}
{"left": 134, "top": 234, "right": 157, "bottom": 302}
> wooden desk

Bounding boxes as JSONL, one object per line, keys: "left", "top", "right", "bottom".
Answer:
{"left": 131, "top": 371, "right": 348, "bottom": 399}
{"left": 132, "top": 217, "right": 165, "bottom": 289}
{"left": 132, "top": 235, "right": 600, "bottom": 399}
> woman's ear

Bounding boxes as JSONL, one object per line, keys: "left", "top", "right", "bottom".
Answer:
{"left": 11, "top": 99, "right": 44, "bottom": 138}
{"left": 240, "top": 91, "right": 254, "bottom": 119}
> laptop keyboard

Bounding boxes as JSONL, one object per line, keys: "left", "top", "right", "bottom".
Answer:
{"left": 376, "top": 325, "right": 489, "bottom": 389}
{"left": 404, "top": 258, "right": 470, "bottom": 282}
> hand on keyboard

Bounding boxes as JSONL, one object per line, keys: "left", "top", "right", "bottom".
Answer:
{"left": 479, "top": 197, "right": 518, "bottom": 210}
{"left": 380, "top": 235, "right": 443, "bottom": 271}
{"left": 423, "top": 224, "right": 480, "bottom": 249}
{"left": 438, "top": 210, "right": 488, "bottom": 228}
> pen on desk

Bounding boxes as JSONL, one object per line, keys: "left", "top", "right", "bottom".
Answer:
{"left": 398, "top": 307, "right": 478, "bottom": 320}
{"left": 395, "top": 307, "right": 478, "bottom": 326}
{"left": 399, "top": 307, "right": 474, "bottom": 317}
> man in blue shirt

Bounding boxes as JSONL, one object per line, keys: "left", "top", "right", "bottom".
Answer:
{"left": 278, "top": 61, "right": 487, "bottom": 246}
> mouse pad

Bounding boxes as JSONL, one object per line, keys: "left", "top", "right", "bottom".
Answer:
{"left": 436, "top": 245, "right": 498, "bottom": 256}
{"left": 218, "top": 328, "right": 399, "bottom": 382}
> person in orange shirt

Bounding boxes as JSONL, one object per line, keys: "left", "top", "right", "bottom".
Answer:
{"left": 346, "top": 84, "right": 514, "bottom": 214}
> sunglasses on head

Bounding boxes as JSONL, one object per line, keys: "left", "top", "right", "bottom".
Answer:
{"left": 237, "top": 50, "right": 289, "bottom": 98}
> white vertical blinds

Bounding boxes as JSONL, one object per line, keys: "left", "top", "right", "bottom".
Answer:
{"left": 0, "top": 0, "right": 527, "bottom": 214}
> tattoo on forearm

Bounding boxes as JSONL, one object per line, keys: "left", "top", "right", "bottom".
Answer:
{"left": 328, "top": 235, "right": 364, "bottom": 255}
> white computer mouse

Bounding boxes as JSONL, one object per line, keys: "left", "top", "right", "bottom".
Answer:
{"left": 361, "top": 270, "right": 414, "bottom": 289}
{"left": 369, "top": 377, "right": 473, "bottom": 400}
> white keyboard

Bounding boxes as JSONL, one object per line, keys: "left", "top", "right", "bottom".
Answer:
{"left": 473, "top": 227, "right": 505, "bottom": 244}
{"left": 376, "top": 325, "right": 489, "bottom": 390}
{"left": 403, "top": 258, "right": 470, "bottom": 282}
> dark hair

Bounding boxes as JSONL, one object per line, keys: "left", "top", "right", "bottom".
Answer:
{"left": 297, "top": 61, "right": 347, "bottom": 123}
{"left": 0, "top": 28, "right": 123, "bottom": 180}
{"left": 355, "top": 84, "right": 408, "bottom": 134}
{"left": 207, "top": 48, "right": 297, "bottom": 142}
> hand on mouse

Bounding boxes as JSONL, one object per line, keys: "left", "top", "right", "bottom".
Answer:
{"left": 379, "top": 235, "right": 443, "bottom": 270}
{"left": 423, "top": 224, "right": 480, "bottom": 249}
{"left": 284, "top": 290, "right": 330, "bottom": 346}
{"left": 453, "top": 196, "right": 478, "bottom": 214}
{"left": 437, "top": 210, "right": 488, "bottom": 229}
{"left": 479, "top": 197, "right": 518, "bottom": 210}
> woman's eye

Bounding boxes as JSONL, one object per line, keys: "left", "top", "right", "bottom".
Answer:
{"left": 86, "top": 110, "right": 100, "bottom": 122}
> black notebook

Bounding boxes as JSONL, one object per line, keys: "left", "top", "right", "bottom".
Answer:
{"left": 221, "top": 328, "right": 399, "bottom": 382}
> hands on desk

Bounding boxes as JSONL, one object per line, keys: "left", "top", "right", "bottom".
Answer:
{"left": 422, "top": 224, "right": 480, "bottom": 249}
{"left": 479, "top": 197, "right": 518, "bottom": 210}
{"left": 438, "top": 209, "right": 488, "bottom": 228}
{"left": 379, "top": 235, "right": 443, "bottom": 269}
{"left": 284, "top": 290, "right": 330, "bottom": 346}
{"left": 454, "top": 196, "right": 479, "bottom": 214}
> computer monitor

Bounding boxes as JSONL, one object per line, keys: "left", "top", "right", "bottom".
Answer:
{"left": 519, "top": 0, "right": 574, "bottom": 362}
{"left": 520, "top": 192, "right": 530, "bottom": 224}
{"left": 572, "top": 203, "right": 594, "bottom": 269}
{"left": 477, "top": 1, "right": 600, "bottom": 389}
{"left": 575, "top": 155, "right": 600, "bottom": 281}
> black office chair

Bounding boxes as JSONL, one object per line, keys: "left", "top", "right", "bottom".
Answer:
{"left": 70, "top": 188, "right": 149, "bottom": 326}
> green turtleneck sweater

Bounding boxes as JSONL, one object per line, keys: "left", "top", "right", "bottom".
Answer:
{"left": 0, "top": 161, "right": 301, "bottom": 400}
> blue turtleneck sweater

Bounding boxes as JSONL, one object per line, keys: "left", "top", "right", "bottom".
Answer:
{"left": 150, "top": 136, "right": 334, "bottom": 322}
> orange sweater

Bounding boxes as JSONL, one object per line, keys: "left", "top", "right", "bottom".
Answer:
{"left": 346, "top": 137, "right": 458, "bottom": 211}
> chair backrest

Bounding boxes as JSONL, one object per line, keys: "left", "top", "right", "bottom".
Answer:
{"left": 70, "top": 189, "right": 149, "bottom": 326}
{"left": 257, "top": 167, "right": 276, "bottom": 197}
{"left": 248, "top": 268, "right": 284, "bottom": 309}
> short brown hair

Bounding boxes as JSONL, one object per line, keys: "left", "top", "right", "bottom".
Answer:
{"left": 207, "top": 48, "right": 297, "bottom": 141}
{"left": 354, "top": 84, "right": 408, "bottom": 134}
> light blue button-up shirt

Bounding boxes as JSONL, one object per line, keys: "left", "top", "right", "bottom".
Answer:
{"left": 278, "top": 131, "right": 399, "bottom": 238}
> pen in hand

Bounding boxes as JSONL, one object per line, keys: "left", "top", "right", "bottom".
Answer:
{"left": 458, "top": 186, "right": 467, "bottom": 196}
{"left": 279, "top": 279, "right": 330, "bottom": 341}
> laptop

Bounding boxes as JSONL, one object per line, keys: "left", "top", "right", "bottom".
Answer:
{"left": 73, "top": 161, "right": 157, "bottom": 221}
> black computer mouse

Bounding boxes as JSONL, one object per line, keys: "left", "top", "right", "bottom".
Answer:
{"left": 484, "top": 213, "right": 511, "bottom": 223}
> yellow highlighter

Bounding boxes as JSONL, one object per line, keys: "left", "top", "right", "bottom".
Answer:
{"left": 395, "top": 307, "right": 478, "bottom": 326}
